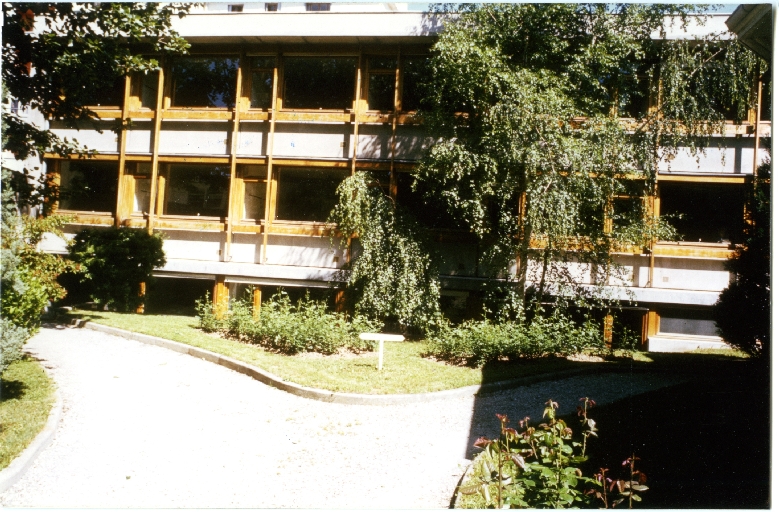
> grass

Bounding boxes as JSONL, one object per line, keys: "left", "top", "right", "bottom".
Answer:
{"left": 67, "top": 310, "right": 630, "bottom": 394}
{"left": 0, "top": 356, "right": 56, "bottom": 471}
{"left": 65, "top": 310, "right": 750, "bottom": 395}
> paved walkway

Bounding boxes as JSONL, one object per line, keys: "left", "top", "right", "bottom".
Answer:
{"left": 1, "top": 326, "right": 684, "bottom": 508}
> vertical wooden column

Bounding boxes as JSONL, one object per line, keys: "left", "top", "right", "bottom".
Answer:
{"left": 389, "top": 49, "right": 401, "bottom": 200}
{"left": 752, "top": 73, "right": 763, "bottom": 175}
{"left": 136, "top": 281, "right": 146, "bottom": 314}
{"left": 114, "top": 74, "right": 132, "bottom": 226}
{"left": 147, "top": 65, "right": 166, "bottom": 234}
{"left": 350, "top": 51, "right": 363, "bottom": 176}
{"left": 261, "top": 53, "right": 280, "bottom": 264}
{"left": 646, "top": 191, "right": 659, "bottom": 288}
{"left": 642, "top": 310, "right": 660, "bottom": 350}
{"left": 213, "top": 276, "right": 229, "bottom": 319}
{"left": 252, "top": 285, "right": 262, "bottom": 319}
{"left": 224, "top": 53, "right": 245, "bottom": 262}
{"left": 603, "top": 313, "right": 613, "bottom": 349}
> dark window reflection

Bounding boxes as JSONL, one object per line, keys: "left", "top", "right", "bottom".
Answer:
{"left": 368, "top": 73, "right": 395, "bottom": 111}
{"left": 84, "top": 76, "right": 125, "bottom": 107}
{"left": 171, "top": 57, "right": 239, "bottom": 108}
{"left": 659, "top": 182, "right": 744, "bottom": 243}
{"left": 164, "top": 164, "right": 231, "bottom": 217}
{"left": 59, "top": 161, "right": 118, "bottom": 213}
{"left": 395, "top": 172, "right": 466, "bottom": 230}
{"left": 401, "top": 56, "right": 428, "bottom": 112}
{"left": 283, "top": 57, "right": 356, "bottom": 110}
{"left": 276, "top": 168, "right": 348, "bottom": 222}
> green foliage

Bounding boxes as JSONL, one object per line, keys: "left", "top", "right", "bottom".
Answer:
{"left": 68, "top": 227, "right": 166, "bottom": 312}
{"left": 427, "top": 312, "right": 605, "bottom": 367}
{"left": 196, "top": 291, "right": 382, "bottom": 355}
{"left": 713, "top": 160, "right": 770, "bottom": 358}
{"left": 1, "top": 168, "right": 77, "bottom": 368}
{"left": 417, "top": 4, "right": 760, "bottom": 311}
{"left": 0, "top": 319, "right": 29, "bottom": 375}
{"left": 458, "top": 400, "right": 649, "bottom": 509}
{"left": 329, "top": 172, "right": 442, "bottom": 332}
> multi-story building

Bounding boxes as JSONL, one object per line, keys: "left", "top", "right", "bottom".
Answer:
{"left": 35, "top": 3, "right": 771, "bottom": 351}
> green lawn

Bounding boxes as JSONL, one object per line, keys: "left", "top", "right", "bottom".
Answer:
{"left": 0, "top": 356, "right": 56, "bottom": 470}
{"left": 69, "top": 310, "right": 626, "bottom": 394}
{"left": 68, "top": 310, "right": 748, "bottom": 395}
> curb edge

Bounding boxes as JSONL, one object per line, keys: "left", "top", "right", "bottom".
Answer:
{"left": 0, "top": 363, "right": 63, "bottom": 494}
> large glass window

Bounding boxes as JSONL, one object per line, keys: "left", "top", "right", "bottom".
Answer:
{"left": 170, "top": 57, "right": 239, "bottom": 108}
{"left": 250, "top": 57, "right": 275, "bottom": 109}
{"left": 59, "top": 161, "right": 119, "bottom": 213}
{"left": 164, "top": 164, "right": 231, "bottom": 217}
{"left": 395, "top": 172, "right": 466, "bottom": 230}
{"left": 401, "top": 56, "right": 428, "bottom": 112}
{"left": 240, "top": 164, "right": 267, "bottom": 220}
{"left": 659, "top": 182, "right": 744, "bottom": 243}
{"left": 283, "top": 57, "right": 357, "bottom": 110}
{"left": 367, "top": 56, "right": 396, "bottom": 112}
{"left": 126, "top": 162, "right": 152, "bottom": 214}
{"left": 275, "top": 168, "right": 348, "bottom": 222}
{"left": 84, "top": 76, "right": 125, "bottom": 108}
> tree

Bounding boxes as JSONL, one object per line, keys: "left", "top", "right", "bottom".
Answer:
{"left": 713, "top": 159, "right": 771, "bottom": 358}
{"left": 1, "top": 4, "right": 190, "bottom": 354}
{"left": 414, "top": 4, "right": 759, "bottom": 315}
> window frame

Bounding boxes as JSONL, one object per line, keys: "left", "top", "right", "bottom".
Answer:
{"left": 167, "top": 55, "right": 240, "bottom": 110}
{"left": 56, "top": 159, "right": 120, "bottom": 215}
{"left": 279, "top": 55, "right": 358, "bottom": 112}
{"left": 364, "top": 55, "right": 398, "bottom": 113}
{"left": 247, "top": 55, "right": 277, "bottom": 111}
{"left": 160, "top": 163, "right": 232, "bottom": 220}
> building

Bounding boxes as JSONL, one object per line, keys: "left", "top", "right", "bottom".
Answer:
{"left": 34, "top": 3, "right": 771, "bottom": 351}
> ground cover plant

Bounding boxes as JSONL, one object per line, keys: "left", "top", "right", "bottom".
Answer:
{"left": 197, "top": 291, "right": 382, "bottom": 355}
{"left": 426, "top": 311, "right": 606, "bottom": 366}
{"left": 0, "top": 356, "right": 56, "bottom": 470}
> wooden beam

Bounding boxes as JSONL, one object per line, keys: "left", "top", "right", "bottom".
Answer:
{"left": 252, "top": 286, "right": 261, "bottom": 319}
{"left": 147, "top": 64, "right": 166, "bottom": 234}
{"left": 224, "top": 51, "right": 245, "bottom": 262}
{"left": 657, "top": 174, "right": 747, "bottom": 184}
{"left": 261, "top": 53, "right": 280, "bottom": 264}
{"left": 114, "top": 74, "right": 132, "bottom": 227}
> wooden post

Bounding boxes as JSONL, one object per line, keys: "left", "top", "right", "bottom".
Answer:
{"left": 224, "top": 52, "right": 245, "bottom": 262}
{"left": 136, "top": 281, "right": 146, "bottom": 314}
{"left": 252, "top": 285, "right": 262, "bottom": 319}
{"left": 147, "top": 65, "right": 166, "bottom": 234}
{"left": 261, "top": 53, "right": 280, "bottom": 264}
{"left": 213, "top": 276, "right": 229, "bottom": 320}
{"left": 115, "top": 74, "right": 132, "bottom": 226}
{"left": 334, "top": 289, "right": 346, "bottom": 313}
{"left": 603, "top": 313, "right": 613, "bottom": 349}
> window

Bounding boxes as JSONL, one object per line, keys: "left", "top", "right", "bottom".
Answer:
{"left": 85, "top": 76, "right": 125, "bottom": 108}
{"left": 228, "top": 4, "right": 244, "bottom": 12}
{"left": 131, "top": 72, "right": 158, "bottom": 109}
{"left": 283, "top": 57, "right": 356, "bottom": 110}
{"left": 170, "top": 57, "right": 239, "bottom": 108}
{"left": 658, "top": 308, "right": 719, "bottom": 336}
{"left": 305, "top": 3, "right": 330, "bottom": 11}
{"left": 164, "top": 164, "right": 231, "bottom": 217}
{"left": 249, "top": 57, "right": 275, "bottom": 109}
{"left": 59, "top": 161, "right": 118, "bottom": 213}
{"left": 659, "top": 182, "right": 744, "bottom": 243}
{"left": 366, "top": 56, "right": 396, "bottom": 112}
{"left": 126, "top": 162, "right": 152, "bottom": 214}
{"left": 395, "top": 172, "right": 466, "bottom": 230}
{"left": 239, "top": 165, "right": 267, "bottom": 220}
{"left": 401, "top": 56, "right": 428, "bottom": 111}
{"left": 265, "top": 3, "right": 279, "bottom": 11}
{"left": 275, "top": 168, "right": 348, "bottom": 222}
{"left": 618, "top": 76, "right": 650, "bottom": 119}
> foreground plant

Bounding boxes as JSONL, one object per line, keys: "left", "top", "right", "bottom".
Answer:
{"left": 458, "top": 398, "right": 649, "bottom": 509}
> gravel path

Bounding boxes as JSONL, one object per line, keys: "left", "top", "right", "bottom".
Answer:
{"left": 1, "top": 325, "right": 685, "bottom": 508}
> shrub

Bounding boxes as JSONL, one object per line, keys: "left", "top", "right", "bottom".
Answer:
{"left": 426, "top": 312, "right": 605, "bottom": 366}
{"left": 0, "top": 319, "right": 28, "bottom": 375}
{"left": 68, "top": 227, "right": 166, "bottom": 312}
{"left": 196, "top": 291, "right": 382, "bottom": 355}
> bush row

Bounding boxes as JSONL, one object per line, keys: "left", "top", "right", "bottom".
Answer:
{"left": 426, "top": 312, "right": 606, "bottom": 366}
{"left": 196, "top": 291, "right": 382, "bottom": 355}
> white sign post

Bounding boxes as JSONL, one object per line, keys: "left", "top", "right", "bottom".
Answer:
{"left": 359, "top": 333, "right": 405, "bottom": 370}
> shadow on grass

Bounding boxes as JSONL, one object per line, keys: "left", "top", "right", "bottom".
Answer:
{"left": 0, "top": 378, "right": 28, "bottom": 402}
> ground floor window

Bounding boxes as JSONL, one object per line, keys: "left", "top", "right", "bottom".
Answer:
{"left": 275, "top": 168, "right": 348, "bottom": 222}
{"left": 59, "top": 160, "right": 118, "bottom": 213}
{"left": 658, "top": 307, "right": 718, "bottom": 337}
{"left": 163, "top": 164, "right": 230, "bottom": 217}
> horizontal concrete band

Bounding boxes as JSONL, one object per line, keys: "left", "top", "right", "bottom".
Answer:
{"left": 78, "top": 321, "right": 648, "bottom": 405}
{"left": 0, "top": 374, "right": 63, "bottom": 494}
